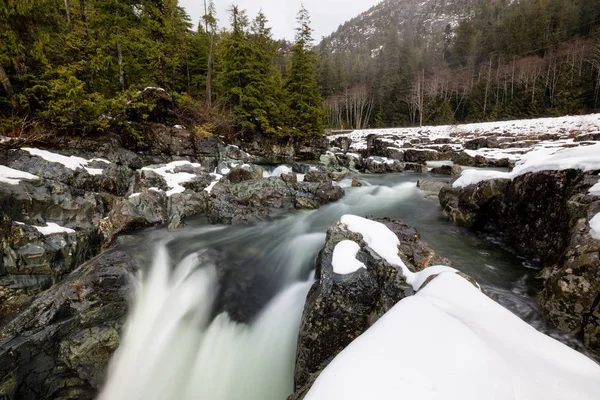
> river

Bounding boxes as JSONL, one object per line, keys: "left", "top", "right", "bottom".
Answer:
{"left": 99, "top": 171, "right": 588, "bottom": 400}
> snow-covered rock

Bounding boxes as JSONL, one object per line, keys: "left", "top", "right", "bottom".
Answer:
{"left": 304, "top": 272, "right": 600, "bottom": 400}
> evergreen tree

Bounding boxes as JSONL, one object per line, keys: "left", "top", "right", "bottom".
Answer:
{"left": 285, "top": 6, "right": 324, "bottom": 136}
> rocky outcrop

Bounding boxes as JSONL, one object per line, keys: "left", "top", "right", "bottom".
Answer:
{"left": 232, "top": 133, "right": 328, "bottom": 164}
{"left": 293, "top": 216, "right": 452, "bottom": 393}
{"left": 439, "top": 169, "right": 600, "bottom": 359}
{"left": 0, "top": 248, "right": 140, "bottom": 400}
{"left": 207, "top": 175, "right": 344, "bottom": 224}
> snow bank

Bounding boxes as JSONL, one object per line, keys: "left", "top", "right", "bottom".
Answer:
{"left": 0, "top": 165, "right": 40, "bottom": 185}
{"left": 305, "top": 272, "right": 600, "bottom": 400}
{"left": 332, "top": 240, "right": 366, "bottom": 274}
{"left": 590, "top": 213, "right": 600, "bottom": 240}
{"left": 141, "top": 161, "right": 201, "bottom": 196}
{"left": 453, "top": 143, "right": 600, "bottom": 188}
{"left": 22, "top": 147, "right": 110, "bottom": 175}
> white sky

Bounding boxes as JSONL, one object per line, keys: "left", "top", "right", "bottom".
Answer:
{"left": 179, "top": 0, "right": 382, "bottom": 41}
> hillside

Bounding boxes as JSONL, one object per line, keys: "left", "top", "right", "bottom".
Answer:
{"left": 317, "top": 0, "right": 600, "bottom": 129}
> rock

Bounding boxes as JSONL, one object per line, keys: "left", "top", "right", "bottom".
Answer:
{"left": 430, "top": 164, "right": 460, "bottom": 175}
{"left": 335, "top": 153, "right": 364, "bottom": 170}
{"left": 417, "top": 180, "right": 450, "bottom": 198}
{"left": 574, "top": 132, "right": 600, "bottom": 142}
{"left": 403, "top": 162, "right": 429, "bottom": 173}
{"left": 464, "top": 137, "right": 500, "bottom": 150}
{"left": 226, "top": 168, "right": 256, "bottom": 184}
{"left": 0, "top": 222, "right": 100, "bottom": 290}
{"left": 293, "top": 216, "right": 453, "bottom": 391}
{"left": 207, "top": 177, "right": 345, "bottom": 224}
{"left": 304, "top": 171, "right": 329, "bottom": 183}
{"left": 99, "top": 190, "right": 168, "bottom": 247}
{"left": 142, "top": 123, "right": 221, "bottom": 160}
{"left": 181, "top": 174, "right": 212, "bottom": 192}
{"left": 132, "top": 169, "right": 168, "bottom": 192}
{"left": 0, "top": 248, "right": 140, "bottom": 400}
{"left": 328, "top": 172, "right": 348, "bottom": 182}
{"left": 364, "top": 157, "right": 403, "bottom": 173}
{"left": 351, "top": 178, "right": 362, "bottom": 187}
{"left": 403, "top": 149, "right": 442, "bottom": 163}
{"left": 440, "top": 169, "right": 600, "bottom": 359}
{"left": 330, "top": 137, "right": 352, "bottom": 152}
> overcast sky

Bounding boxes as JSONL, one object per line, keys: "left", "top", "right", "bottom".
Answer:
{"left": 179, "top": 0, "right": 382, "bottom": 41}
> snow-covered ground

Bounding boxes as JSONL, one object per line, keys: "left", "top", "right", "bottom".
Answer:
{"left": 330, "top": 113, "right": 600, "bottom": 166}
{"left": 453, "top": 143, "right": 600, "bottom": 188}
{"left": 307, "top": 215, "right": 600, "bottom": 400}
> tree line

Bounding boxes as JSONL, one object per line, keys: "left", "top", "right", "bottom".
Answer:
{"left": 318, "top": 0, "right": 600, "bottom": 129}
{"left": 0, "top": 0, "right": 324, "bottom": 141}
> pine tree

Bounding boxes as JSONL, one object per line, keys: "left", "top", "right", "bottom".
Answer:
{"left": 284, "top": 6, "right": 324, "bottom": 136}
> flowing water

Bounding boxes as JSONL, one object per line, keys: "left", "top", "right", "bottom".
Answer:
{"left": 100, "top": 172, "right": 588, "bottom": 400}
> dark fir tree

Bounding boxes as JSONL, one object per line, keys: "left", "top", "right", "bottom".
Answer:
{"left": 285, "top": 6, "right": 324, "bottom": 136}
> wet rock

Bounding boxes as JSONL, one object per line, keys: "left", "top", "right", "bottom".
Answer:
{"left": 417, "top": 180, "right": 450, "bottom": 198}
{"left": 430, "top": 164, "right": 462, "bottom": 176}
{"left": 142, "top": 123, "right": 221, "bottom": 160}
{"left": 351, "top": 178, "right": 362, "bottom": 187}
{"left": 294, "top": 216, "right": 452, "bottom": 390}
{"left": 0, "top": 248, "right": 140, "bottom": 400}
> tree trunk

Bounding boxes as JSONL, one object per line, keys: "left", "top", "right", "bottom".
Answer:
{"left": 64, "top": 0, "right": 73, "bottom": 30}
{"left": 117, "top": 41, "right": 125, "bottom": 91}
{"left": 0, "top": 62, "right": 15, "bottom": 101}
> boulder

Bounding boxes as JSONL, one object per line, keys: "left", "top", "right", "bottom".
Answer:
{"left": 403, "top": 149, "right": 442, "bottom": 163}
{"left": 294, "top": 216, "right": 452, "bottom": 391}
{"left": 430, "top": 164, "right": 462, "bottom": 176}
{"left": 364, "top": 157, "right": 403, "bottom": 173}
{"left": 464, "top": 137, "right": 500, "bottom": 150}
{"left": 403, "top": 162, "right": 429, "bottom": 173}
{"left": 417, "top": 180, "right": 450, "bottom": 198}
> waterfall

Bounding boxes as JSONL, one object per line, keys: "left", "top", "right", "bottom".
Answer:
{"left": 99, "top": 243, "right": 312, "bottom": 400}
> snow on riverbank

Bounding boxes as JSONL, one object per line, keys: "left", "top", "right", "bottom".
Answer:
{"left": 310, "top": 215, "right": 600, "bottom": 399}
{"left": 0, "top": 165, "right": 40, "bottom": 185}
{"left": 453, "top": 143, "right": 600, "bottom": 188}
{"left": 330, "top": 114, "right": 600, "bottom": 168}
{"left": 14, "top": 221, "right": 75, "bottom": 235}
{"left": 22, "top": 147, "right": 110, "bottom": 175}
{"left": 305, "top": 272, "right": 600, "bottom": 400}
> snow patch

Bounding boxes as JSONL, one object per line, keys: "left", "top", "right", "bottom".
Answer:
{"left": 15, "top": 221, "right": 76, "bottom": 235}
{"left": 142, "top": 161, "right": 201, "bottom": 197}
{"left": 589, "top": 180, "right": 600, "bottom": 196}
{"left": 305, "top": 272, "right": 600, "bottom": 400}
{"left": 22, "top": 148, "right": 110, "bottom": 176}
{"left": 332, "top": 240, "right": 366, "bottom": 275}
{"left": 590, "top": 213, "right": 600, "bottom": 240}
{"left": 340, "top": 215, "right": 456, "bottom": 290}
{"left": 0, "top": 165, "right": 40, "bottom": 185}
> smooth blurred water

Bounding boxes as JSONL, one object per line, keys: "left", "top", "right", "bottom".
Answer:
{"left": 100, "top": 171, "right": 589, "bottom": 400}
